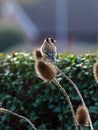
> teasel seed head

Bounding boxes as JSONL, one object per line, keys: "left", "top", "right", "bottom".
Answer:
{"left": 93, "top": 62, "right": 98, "bottom": 84}
{"left": 12, "top": 50, "right": 18, "bottom": 57}
{"left": 33, "top": 48, "right": 43, "bottom": 60}
{"left": 35, "top": 60, "right": 57, "bottom": 81}
{"left": 76, "top": 105, "right": 89, "bottom": 127}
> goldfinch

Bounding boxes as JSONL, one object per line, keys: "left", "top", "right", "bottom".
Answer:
{"left": 40, "top": 38, "right": 57, "bottom": 63}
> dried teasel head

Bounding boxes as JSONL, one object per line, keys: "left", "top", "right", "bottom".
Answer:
{"left": 33, "top": 48, "right": 43, "bottom": 60}
{"left": 76, "top": 105, "right": 89, "bottom": 127}
{"left": 12, "top": 50, "right": 18, "bottom": 57}
{"left": 35, "top": 60, "right": 57, "bottom": 81}
{"left": 93, "top": 62, "right": 98, "bottom": 84}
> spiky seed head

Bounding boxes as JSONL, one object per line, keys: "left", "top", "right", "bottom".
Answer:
{"left": 35, "top": 60, "right": 57, "bottom": 81}
{"left": 12, "top": 50, "right": 18, "bottom": 57}
{"left": 76, "top": 105, "right": 89, "bottom": 127}
{"left": 33, "top": 48, "right": 43, "bottom": 60}
{"left": 93, "top": 62, "right": 98, "bottom": 84}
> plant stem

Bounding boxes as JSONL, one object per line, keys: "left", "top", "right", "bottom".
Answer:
{"left": 53, "top": 78, "right": 78, "bottom": 130}
{"left": 56, "top": 66, "right": 94, "bottom": 130}
{"left": 0, "top": 108, "right": 37, "bottom": 130}
{"left": 80, "top": 126, "right": 83, "bottom": 130}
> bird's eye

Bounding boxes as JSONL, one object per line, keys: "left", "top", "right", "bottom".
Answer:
{"left": 51, "top": 38, "right": 54, "bottom": 43}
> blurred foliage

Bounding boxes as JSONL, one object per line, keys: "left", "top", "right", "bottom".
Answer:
{"left": 0, "top": 26, "right": 24, "bottom": 51}
{"left": 0, "top": 52, "right": 98, "bottom": 130}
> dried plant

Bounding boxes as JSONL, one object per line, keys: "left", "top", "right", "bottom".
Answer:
{"left": 0, "top": 107, "right": 37, "bottom": 130}
{"left": 34, "top": 48, "right": 93, "bottom": 130}
{"left": 93, "top": 62, "right": 98, "bottom": 84}
{"left": 35, "top": 59, "right": 57, "bottom": 81}
{"left": 33, "top": 48, "right": 43, "bottom": 60}
{"left": 34, "top": 59, "right": 78, "bottom": 130}
{"left": 55, "top": 66, "right": 94, "bottom": 130}
{"left": 76, "top": 105, "right": 89, "bottom": 130}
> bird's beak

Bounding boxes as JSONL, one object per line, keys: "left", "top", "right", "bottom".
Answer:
{"left": 54, "top": 40, "right": 56, "bottom": 43}
{"left": 53, "top": 40, "right": 56, "bottom": 45}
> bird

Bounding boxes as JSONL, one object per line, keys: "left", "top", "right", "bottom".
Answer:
{"left": 40, "top": 38, "right": 57, "bottom": 64}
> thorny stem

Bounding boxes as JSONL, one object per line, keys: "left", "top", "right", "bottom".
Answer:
{"left": 56, "top": 66, "right": 94, "bottom": 130}
{"left": 0, "top": 108, "right": 37, "bottom": 130}
{"left": 53, "top": 78, "right": 78, "bottom": 130}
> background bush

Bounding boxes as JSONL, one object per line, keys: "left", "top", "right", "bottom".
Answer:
{"left": 0, "top": 52, "right": 98, "bottom": 130}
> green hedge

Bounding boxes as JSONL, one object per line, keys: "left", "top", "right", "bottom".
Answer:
{"left": 0, "top": 52, "right": 98, "bottom": 130}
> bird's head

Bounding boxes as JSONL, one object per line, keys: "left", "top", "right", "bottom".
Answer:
{"left": 45, "top": 38, "right": 56, "bottom": 45}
